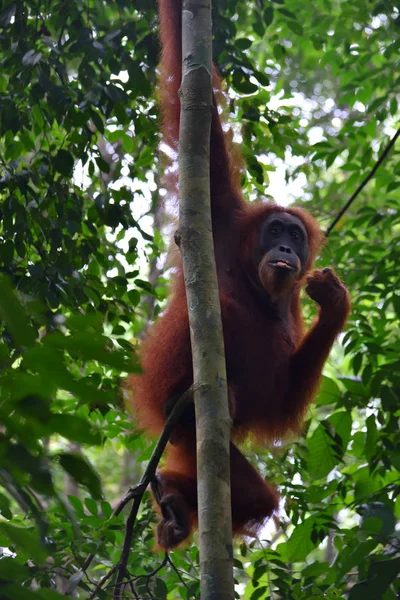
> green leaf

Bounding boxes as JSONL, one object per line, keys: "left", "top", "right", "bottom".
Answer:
{"left": 153, "top": 577, "right": 168, "bottom": 598}
{"left": 0, "top": 557, "right": 29, "bottom": 582}
{"left": 286, "top": 20, "right": 304, "bottom": 36}
{"left": 316, "top": 375, "right": 341, "bottom": 405}
{"left": 122, "top": 133, "right": 135, "bottom": 153}
{"left": 37, "top": 591, "right": 70, "bottom": 600}
{"left": 49, "top": 414, "right": 102, "bottom": 445}
{"left": 0, "top": 523, "right": 48, "bottom": 562}
{"left": 253, "top": 21, "right": 265, "bottom": 37}
{"left": 354, "top": 467, "right": 382, "bottom": 501}
{"left": 302, "top": 561, "right": 330, "bottom": 578}
{"left": 58, "top": 453, "right": 102, "bottom": 499}
{"left": 263, "top": 7, "right": 274, "bottom": 26}
{"left": 349, "top": 558, "right": 400, "bottom": 600}
{"left": 327, "top": 410, "right": 352, "bottom": 451}
{"left": 277, "top": 8, "right": 297, "bottom": 19}
{"left": 1, "top": 239, "right": 14, "bottom": 266}
{"left": 53, "top": 149, "right": 74, "bottom": 176}
{"left": 0, "top": 586, "right": 41, "bottom": 600}
{"left": 68, "top": 495, "right": 85, "bottom": 517}
{"left": 307, "top": 423, "right": 338, "bottom": 479}
{"left": 0, "top": 275, "right": 36, "bottom": 346}
{"left": 96, "top": 156, "right": 111, "bottom": 173}
{"left": 250, "top": 587, "right": 268, "bottom": 600}
{"left": 360, "top": 502, "right": 396, "bottom": 538}
{"left": 0, "top": 492, "right": 12, "bottom": 519}
{"left": 44, "top": 331, "right": 135, "bottom": 372}
{"left": 236, "top": 38, "right": 252, "bottom": 50}
{"left": 0, "top": 586, "right": 67, "bottom": 600}
{"left": 101, "top": 500, "right": 113, "bottom": 518}
{"left": 273, "top": 44, "right": 285, "bottom": 60}
{"left": 286, "top": 516, "right": 315, "bottom": 562}
{"left": 367, "top": 558, "right": 400, "bottom": 594}
{"left": 135, "top": 279, "right": 157, "bottom": 295}
{"left": 234, "top": 79, "right": 258, "bottom": 95}
{"left": 32, "top": 104, "right": 44, "bottom": 131}
{"left": 387, "top": 180, "right": 400, "bottom": 193}
{"left": 365, "top": 414, "right": 378, "bottom": 461}
{"left": 127, "top": 289, "right": 141, "bottom": 306}
{"left": 338, "top": 540, "right": 378, "bottom": 578}
{"left": 85, "top": 497, "right": 98, "bottom": 516}
{"left": 90, "top": 109, "right": 105, "bottom": 134}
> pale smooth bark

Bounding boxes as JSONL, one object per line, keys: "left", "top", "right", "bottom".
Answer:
{"left": 178, "top": 1, "right": 234, "bottom": 598}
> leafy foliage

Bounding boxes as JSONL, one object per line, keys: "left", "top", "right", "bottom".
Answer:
{"left": 0, "top": 0, "right": 399, "bottom": 598}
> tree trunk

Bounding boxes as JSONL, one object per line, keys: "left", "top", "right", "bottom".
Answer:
{"left": 179, "top": 1, "right": 234, "bottom": 598}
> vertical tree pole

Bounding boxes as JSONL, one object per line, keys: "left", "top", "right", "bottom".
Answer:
{"left": 178, "top": 1, "right": 234, "bottom": 598}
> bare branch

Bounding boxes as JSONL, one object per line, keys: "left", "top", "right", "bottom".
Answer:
{"left": 78, "top": 388, "right": 194, "bottom": 599}
{"left": 326, "top": 127, "right": 400, "bottom": 236}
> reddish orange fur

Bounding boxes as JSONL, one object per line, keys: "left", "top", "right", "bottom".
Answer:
{"left": 127, "top": 0, "right": 350, "bottom": 549}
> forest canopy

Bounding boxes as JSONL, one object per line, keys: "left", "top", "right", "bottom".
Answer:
{"left": 0, "top": 0, "right": 399, "bottom": 598}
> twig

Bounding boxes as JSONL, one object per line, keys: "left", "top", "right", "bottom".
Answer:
{"left": 128, "top": 579, "right": 140, "bottom": 599}
{"left": 0, "top": 471, "right": 48, "bottom": 541}
{"left": 326, "top": 127, "right": 400, "bottom": 236}
{"left": 81, "top": 388, "right": 193, "bottom": 599}
{"left": 165, "top": 554, "right": 197, "bottom": 598}
{"left": 113, "top": 387, "right": 193, "bottom": 599}
{"left": 109, "top": 555, "right": 168, "bottom": 589}
{"left": 89, "top": 565, "right": 117, "bottom": 599}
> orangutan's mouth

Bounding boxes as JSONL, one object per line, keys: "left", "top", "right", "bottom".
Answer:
{"left": 268, "top": 260, "right": 297, "bottom": 271}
